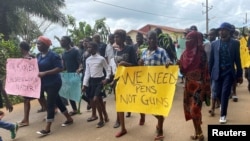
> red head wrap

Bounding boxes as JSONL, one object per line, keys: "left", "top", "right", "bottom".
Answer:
{"left": 38, "top": 36, "right": 52, "bottom": 47}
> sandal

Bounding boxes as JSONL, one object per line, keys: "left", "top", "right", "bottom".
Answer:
{"left": 208, "top": 110, "right": 215, "bottom": 117}
{"left": 17, "top": 121, "right": 29, "bottom": 127}
{"left": 191, "top": 133, "right": 204, "bottom": 141}
{"left": 37, "top": 108, "right": 46, "bottom": 113}
{"left": 154, "top": 135, "right": 164, "bottom": 140}
{"left": 115, "top": 130, "right": 127, "bottom": 137}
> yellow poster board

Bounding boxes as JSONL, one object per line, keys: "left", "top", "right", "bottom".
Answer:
{"left": 240, "top": 36, "right": 250, "bottom": 68}
{"left": 115, "top": 65, "right": 179, "bottom": 116}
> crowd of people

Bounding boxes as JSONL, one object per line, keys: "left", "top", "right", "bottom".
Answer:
{"left": 1, "top": 21, "right": 250, "bottom": 141}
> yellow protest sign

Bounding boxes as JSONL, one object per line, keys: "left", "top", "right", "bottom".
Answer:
{"left": 115, "top": 65, "right": 179, "bottom": 116}
{"left": 240, "top": 36, "right": 250, "bottom": 68}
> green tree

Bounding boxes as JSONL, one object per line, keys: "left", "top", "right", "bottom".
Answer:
{"left": 93, "top": 18, "right": 111, "bottom": 43}
{"left": 0, "top": 34, "right": 21, "bottom": 79}
{"left": 16, "top": 10, "right": 42, "bottom": 44}
{"left": 0, "top": 0, "right": 67, "bottom": 40}
{"left": 67, "top": 17, "right": 110, "bottom": 45}
{"left": 67, "top": 15, "right": 93, "bottom": 45}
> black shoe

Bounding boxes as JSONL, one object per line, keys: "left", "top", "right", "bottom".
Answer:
{"left": 87, "top": 104, "right": 91, "bottom": 110}
{"left": 96, "top": 121, "right": 105, "bottom": 128}
{"left": 36, "top": 130, "right": 51, "bottom": 136}
{"left": 232, "top": 96, "right": 238, "bottom": 102}
{"left": 61, "top": 120, "right": 73, "bottom": 127}
{"left": 126, "top": 112, "right": 131, "bottom": 118}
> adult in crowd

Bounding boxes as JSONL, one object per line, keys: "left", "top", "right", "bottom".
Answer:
{"left": 18, "top": 41, "right": 47, "bottom": 127}
{"left": 209, "top": 22, "right": 243, "bottom": 124}
{"left": 36, "top": 36, "right": 73, "bottom": 136}
{"left": 93, "top": 33, "right": 107, "bottom": 57}
{"left": 207, "top": 28, "right": 220, "bottom": 116}
{"left": 112, "top": 29, "right": 138, "bottom": 137}
{"left": 179, "top": 31, "right": 211, "bottom": 141}
{"left": 138, "top": 30, "right": 172, "bottom": 140}
{"left": 154, "top": 28, "right": 177, "bottom": 64}
{"left": 60, "top": 36, "right": 81, "bottom": 116}
{"left": 134, "top": 32, "right": 145, "bottom": 61}
{"left": 125, "top": 35, "right": 133, "bottom": 46}
{"left": 105, "top": 34, "right": 115, "bottom": 65}
{"left": 230, "top": 25, "right": 241, "bottom": 102}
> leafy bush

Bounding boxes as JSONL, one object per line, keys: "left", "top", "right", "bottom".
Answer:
{"left": 0, "top": 34, "right": 23, "bottom": 105}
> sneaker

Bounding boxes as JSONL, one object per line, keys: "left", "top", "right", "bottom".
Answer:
{"left": 113, "top": 122, "right": 120, "bottom": 128}
{"left": 219, "top": 116, "right": 227, "bottom": 124}
{"left": 61, "top": 120, "right": 73, "bottom": 127}
{"left": 10, "top": 123, "right": 19, "bottom": 139}
{"left": 36, "top": 130, "right": 51, "bottom": 136}
{"left": 232, "top": 96, "right": 238, "bottom": 102}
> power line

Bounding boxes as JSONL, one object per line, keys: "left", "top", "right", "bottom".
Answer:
{"left": 93, "top": 0, "right": 201, "bottom": 21}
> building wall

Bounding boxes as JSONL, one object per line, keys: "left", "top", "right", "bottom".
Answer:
{"left": 127, "top": 27, "right": 184, "bottom": 43}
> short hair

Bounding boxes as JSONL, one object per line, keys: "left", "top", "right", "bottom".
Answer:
{"left": 62, "top": 36, "right": 72, "bottom": 44}
{"left": 154, "top": 28, "right": 162, "bottom": 35}
{"left": 209, "top": 28, "right": 218, "bottom": 35}
{"left": 19, "top": 41, "right": 30, "bottom": 51}
{"left": 190, "top": 25, "right": 198, "bottom": 31}
{"left": 84, "top": 37, "right": 92, "bottom": 42}
{"left": 114, "top": 29, "right": 126, "bottom": 42}
{"left": 126, "top": 36, "right": 132, "bottom": 41}
{"left": 88, "top": 41, "right": 98, "bottom": 50}
{"left": 108, "top": 34, "right": 114, "bottom": 38}
{"left": 136, "top": 32, "right": 143, "bottom": 38}
{"left": 147, "top": 30, "right": 157, "bottom": 38}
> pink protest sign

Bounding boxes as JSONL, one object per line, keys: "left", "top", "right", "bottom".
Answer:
{"left": 5, "top": 58, "right": 41, "bottom": 98}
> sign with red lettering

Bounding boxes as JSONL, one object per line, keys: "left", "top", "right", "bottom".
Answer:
{"left": 5, "top": 58, "right": 41, "bottom": 98}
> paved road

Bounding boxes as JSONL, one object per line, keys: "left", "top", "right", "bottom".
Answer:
{"left": 1, "top": 78, "right": 250, "bottom": 141}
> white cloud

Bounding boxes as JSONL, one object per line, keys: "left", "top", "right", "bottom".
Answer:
{"left": 42, "top": 0, "right": 250, "bottom": 47}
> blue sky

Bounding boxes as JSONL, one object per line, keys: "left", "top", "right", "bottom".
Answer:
{"left": 41, "top": 0, "right": 250, "bottom": 47}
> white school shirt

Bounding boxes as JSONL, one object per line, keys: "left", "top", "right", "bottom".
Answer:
{"left": 109, "top": 58, "right": 117, "bottom": 74}
{"left": 105, "top": 43, "right": 114, "bottom": 64}
{"left": 83, "top": 54, "right": 111, "bottom": 87}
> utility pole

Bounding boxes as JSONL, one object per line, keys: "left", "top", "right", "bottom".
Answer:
{"left": 245, "top": 13, "right": 248, "bottom": 24}
{"left": 202, "top": 0, "right": 213, "bottom": 34}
